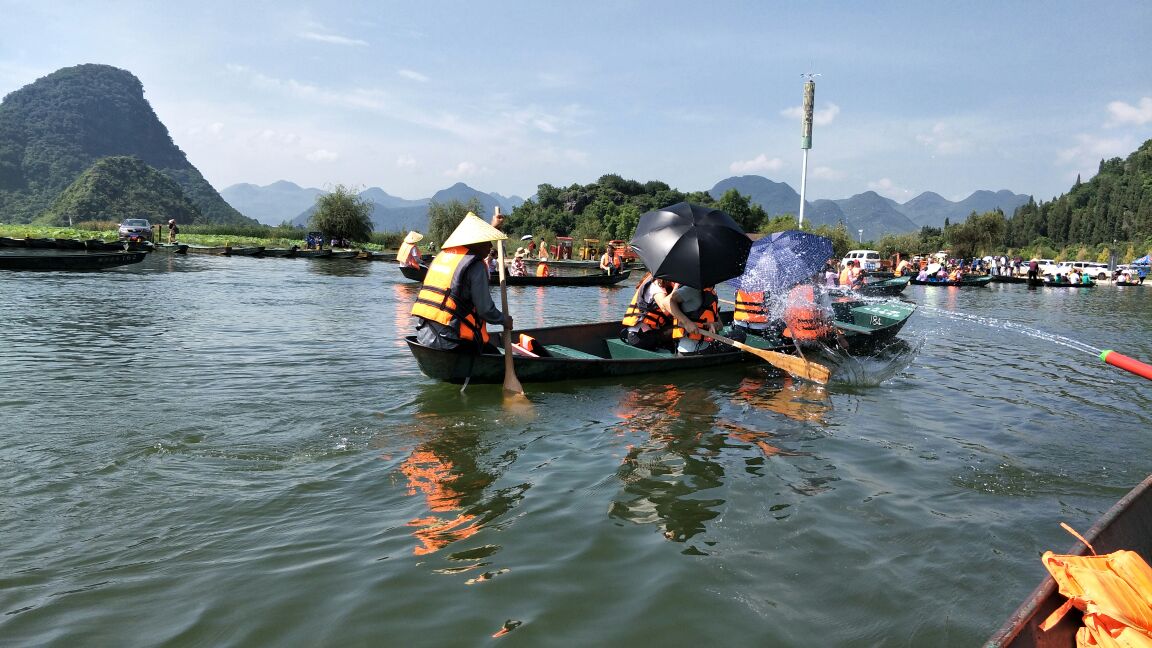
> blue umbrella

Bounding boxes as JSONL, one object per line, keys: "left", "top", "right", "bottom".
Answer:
{"left": 726, "top": 230, "right": 834, "bottom": 293}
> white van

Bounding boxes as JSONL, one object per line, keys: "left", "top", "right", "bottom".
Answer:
{"left": 841, "top": 249, "right": 882, "bottom": 272}
{"left": 1054, "top": 260, "right": 1110, "bottom": 280}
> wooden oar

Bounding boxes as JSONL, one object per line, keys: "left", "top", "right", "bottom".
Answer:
{"left": 496, "top": 239, "right": 525, "bottom": 396}
{"left": 695, "top": 328, "right": 831, "bottom": 384}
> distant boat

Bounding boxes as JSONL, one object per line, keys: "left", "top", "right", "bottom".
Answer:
{"left": 185, "top": 245, "right": 264, "bottom": 256}
{"left": 911, "top": 275, "right": 993, "bottom": 287}
{"left": 1027, "top": 278, "right": 1096, "bottom": 288}
{"left": 0, "top": 250, "right": 147, "bottom": 271}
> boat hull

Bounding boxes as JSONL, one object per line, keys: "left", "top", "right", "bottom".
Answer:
{"left": 987, "top": 474, "right": 1152, "bottom": 648}
{"left": 0, "top": 251, "right": 147, "bottom": 271}
{"left": 911, "top": 275, "right": 993, "bottom": 287}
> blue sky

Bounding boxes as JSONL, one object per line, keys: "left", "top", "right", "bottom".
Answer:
{"left": 2, "top": 1, "right": 1150, "bottom": 204}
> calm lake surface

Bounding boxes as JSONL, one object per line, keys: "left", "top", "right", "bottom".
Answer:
{"left": 2, "top": 253, "right": 1151, "bottom": 647}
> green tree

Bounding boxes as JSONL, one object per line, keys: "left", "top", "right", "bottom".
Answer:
{"left": 717, "top": 188, "right": 768, "bottom": 233}
{"left": 426, "top": 197, "right": 483, "bottom": 249}
{"left": 309, "top": 184, "right": 374, "bottom": 243}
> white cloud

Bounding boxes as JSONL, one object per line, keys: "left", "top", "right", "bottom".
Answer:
{"left": 916, "top": 122, "right": 968, "bottom": 155}
{"left": 1107, "top": 97, "right": 1152, "bottom": 126}
{"left": 729, "top": 154, "right": 784, "bottom": 174}
{"left": 444, "top": 161, "right": 480, "bottom": 179}
{"left": 305, "top": 149, "right": 338, "bottom": 162}
{"left": 300, "top": 31, "right": 368, "bottom": 47}
{"left": 812, "top": 166, "right": 845, "bottom": 180}
{"left": 398, "top": 69, "right": 429, "bottom": 83}
{"left": 781, "top": 102, "right": 840, "bottom": 126}
{"left": 1057, "top": 133, "right": 1135, "bottom": 165}
{"left": 867, "top": 177, "right": 912, "bottom": 199}
{"left": 396, "top": 154, "right": 417, "bottom": 168}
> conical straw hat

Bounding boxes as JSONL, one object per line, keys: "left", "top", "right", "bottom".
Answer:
{"left": 441, "top": 212, "right": 507, "bottom": 248}
{"left": 404, "top": 231, "right": 424, "bottom": 245}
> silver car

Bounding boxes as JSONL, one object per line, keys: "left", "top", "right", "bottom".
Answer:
{"left": 117, "top": 218, "right": 153, "bottom": 241}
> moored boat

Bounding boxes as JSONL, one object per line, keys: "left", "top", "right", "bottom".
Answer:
{"left": 857, "top": 275, "right": 910, "bottom": 296}
{"left": 294, "top": 248, "right": 332, "bottom": 259}
{"left": 1027, "top": 278, "right": 1096, "bottom": 288}
{"left": 0, "top": 250, "right": 147, "bottom": 271}
{"left": 911, "top": 275, "right": 993, "bottom": 287}
{"left": 1116, "top": 280, "right": 1145, "bottom": 287}
{"left": 992, "top": 275, "right": 1030, "bottom": 284}
{"left": 986, "top": 474, "right": 1152, "bottom": 648}
{"left": 185, "top": 245, "right": 264, "bottom": 256}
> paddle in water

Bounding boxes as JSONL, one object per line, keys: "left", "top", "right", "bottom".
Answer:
{"left": 496, "top": 238, "right": 525, "bottom": 397}
{"left": 695, "top": 328, "right": 831, "bottom": 384}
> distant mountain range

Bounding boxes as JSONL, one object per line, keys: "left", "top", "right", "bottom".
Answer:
{"left": 226, "top": 175, "right": 1029, "bottom": 238}
{"left": 222, "top": 181, "right": 525, "bottom": 232}
{"left": 710, "top": 175, "right": 1031, "bottom": 237}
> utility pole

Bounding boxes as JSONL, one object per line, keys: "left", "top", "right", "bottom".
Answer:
{"left": 798, "top": 74, "right": 819, "bottom": 228}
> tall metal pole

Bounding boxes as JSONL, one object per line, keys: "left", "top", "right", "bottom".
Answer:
{"left": 798, "top": 75, "right": 816, "bottom": 228}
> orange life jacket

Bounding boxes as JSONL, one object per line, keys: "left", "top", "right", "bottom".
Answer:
{"left": 1039, "top": 524, "right": 1152, "bottom": 647}
{"left": 734, "top": 290, "right": 769, "bottom": 324}
{"left": 672, "top": 288, "right": 719, "bottom": 340}
{"left": 783, "top": 284, "right": 829, "bottom": 341}
{"left": 410, "top": 246, "right": 490, "bottom": 345}
{"left": 536, "top": 262, "right": 550, "bottom": 277}
{"left": 621, "top": 273, "right": 670, "bottom": 330}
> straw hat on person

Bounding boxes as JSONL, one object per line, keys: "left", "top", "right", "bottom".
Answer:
{"left": 441, "top": 212, "right": 508, "bottom": 248}
{"left": 514, "top": 247, "right": 527, "bottom": 258}
{"left": 404, "top": 231, "right": 424, "bottom": 245}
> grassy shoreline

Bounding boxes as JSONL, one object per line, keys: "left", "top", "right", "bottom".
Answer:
{"left": 0, "top": 224, "right": 399, "bottom": 251}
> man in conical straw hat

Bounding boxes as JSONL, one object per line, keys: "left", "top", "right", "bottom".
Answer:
{"left": 411, "top": 213, "right": 512, "bottom": 353}
{"left": 397, "top": 231, "right": 425, "bottom": 268}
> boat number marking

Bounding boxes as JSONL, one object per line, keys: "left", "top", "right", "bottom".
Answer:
{"left": 871, "top": 315, "right": 883, "bottom": 326}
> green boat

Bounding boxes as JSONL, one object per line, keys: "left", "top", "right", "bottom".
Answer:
{"left": 911, "top": 275, "right": 993, "bottom": 287}
{"left": 406, "top": 301, "right": 916, "bottom": 384}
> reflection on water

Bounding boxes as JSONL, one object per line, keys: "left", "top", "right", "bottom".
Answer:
{"left": 397, "top": 388, "right": 530, "bottom": 560}
{"left": 306, "top": 258, "right": 373, "bottom": 277}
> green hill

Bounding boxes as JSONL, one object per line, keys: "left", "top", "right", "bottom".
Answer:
{"left": 41, "top": 155, "right": 201, "bottom": 225}
{"left": 0, "top": 63, "right": 254, "bottom": 225}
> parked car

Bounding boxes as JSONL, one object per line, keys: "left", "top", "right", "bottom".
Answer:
{"left": 840, "top": 249, "right": 882, "bottom": 271}
{"left": 117, "top": 218, "right": 153, "bottom": 241}
{"left": 1053, "top": 260, "right": 1110, "bottom": 280}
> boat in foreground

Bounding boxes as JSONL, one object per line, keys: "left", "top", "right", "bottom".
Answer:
{"left": 986, "top": 474, "right": 1152, "bottom": 648}
{"left": 407, "top": 300, "right": 916, "bottom": 384}
{"left": 0, "top": 250, "right": 147, "bottom": 271}
{"left": 399, "top": 264, "right": 632, "bottom": 287}
{"left": 1027, "top": 278, "right": 1096, "bottom": 288}
{"left": 911, "top": 275, "right": 993, "bottom": 287}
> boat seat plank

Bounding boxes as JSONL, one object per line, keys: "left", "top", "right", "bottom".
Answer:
{"left": 604, "top": 338, "right": 673, "bottom": 359}
{"left": 542, "top": 344, "right": 602, "bottom": 360}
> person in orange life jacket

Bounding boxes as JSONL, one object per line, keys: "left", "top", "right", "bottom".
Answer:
{"left": 620, "top": 273, "right": 674, "bottom": 350}
{"left": 838, "top": 260, "right": 863, "bottom": 288}
{"left": 535, "top": 248, "right": 550, "bottom": 277}
{"left": 667, "top": 284, "right": 722, "bottom": 355}
{"left": 732, "top": 289, "right": 782, "bottom": 339}
{"left": 599, "top": 249, "right": 615, "bottom": 275}
{"left": 412, "top": 214, "right": 512, "bottom": 353}
{"left": 783, "top": 279, "right": 848, "bottom": 349}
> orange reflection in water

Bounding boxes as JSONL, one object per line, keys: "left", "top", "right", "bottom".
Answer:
{"left": 399, "top": 447, "right": 482, "bottom": 556}
{"left": 392, "top": 282, "right": 420, "bottom": 340}
{"left": 733, "top": 375, "right": 830, "bottom": 424}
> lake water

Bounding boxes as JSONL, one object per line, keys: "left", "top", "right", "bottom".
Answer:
{"left": 1, "top": 254, "right": 1150, "bottom": 647}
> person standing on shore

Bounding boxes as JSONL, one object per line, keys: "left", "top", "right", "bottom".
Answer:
{"left": 167, "top": 219, "right": 179, "bottom": 243}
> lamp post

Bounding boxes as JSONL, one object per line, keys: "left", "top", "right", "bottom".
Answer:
{"left": 858, "top": 229, "right": 863, "bottom": 243}
{"left": 797, "top": 74, "right": 818, "bottom": 228}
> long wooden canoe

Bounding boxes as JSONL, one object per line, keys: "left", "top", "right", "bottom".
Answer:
{"left": 858, "top": 276, "right": 910, "bottom": 296}
{"left": 1116, "top": 281, "right": 1145, "bottom": 287}
{"left": 1027, "top": 278, "right": 1096, "bottom": 288}
{"left": 911, "top": 275, "right": 993, "bottom": 287}
{"left": 407, "top": 301, "right": 914, "bottom": 384}
{"left": 992, "top": 275, "right": 1030, "bottom": 284}
{"left": 986, "top": 474, "right": 1152, "bottom": 648}
{"left": 0, "top": 251, "right": 147, "bottom": 271}
{"left": 399, "top": 264, "right": 632, "bottom": 287}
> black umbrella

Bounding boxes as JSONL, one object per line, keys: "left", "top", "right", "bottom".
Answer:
{"left": 629, "top": 202, "right": 752, "bottom": 288}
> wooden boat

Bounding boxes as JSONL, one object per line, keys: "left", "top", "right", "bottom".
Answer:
{"left": 1027, "top": 278, "right": 1096, "bottom": 288}
{"left": 910, "top": 275, "right": 993, "bottom": 287}
{"left": 53, "top": 238, "right": 88, "bottom": 250}
{"left": 326, "top": 250, "right": 360, "bottom": 259}
{"left": 0, "top": 250, "right": 147, "bottom": 271}
{"left": 1116, "top": 281, "right": 1145, "bottom": 287}
{"left": 858, "top": 275, "right": 910, "bottom": 296}
{"left": 294, "top": 249, "right": 332, "bottom": 259}
{"left": 153, "top": 243, "right": 189, "bottom": 254}
{"left": 992, "top": 275, "right": 1030, "bottom": 284}
{"left": 399, "top": 264, "right": 632, "bottom": 287}
{"left": 262, "top": 247, "right": 299, "bottom": 258}
{"left": 185, "top": 245, "right": 264, "bottom": 256}
{"left": 407, "top": 301, "right": 914, "bottom": 384}
{"left": 0, "top": 236, "right": 22, "bottom": 247}
{"left": 986, "top": 474, "right": 1152, "bottom": 648}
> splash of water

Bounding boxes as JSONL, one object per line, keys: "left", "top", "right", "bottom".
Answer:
{"left": 914, "top": 304, "right": 1102, "bottom": 356}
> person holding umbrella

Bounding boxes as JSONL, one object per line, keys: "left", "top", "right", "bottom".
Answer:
{"left": 411, "top": 213, "right": 512, "bottom": 353}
